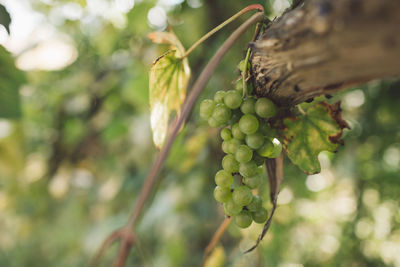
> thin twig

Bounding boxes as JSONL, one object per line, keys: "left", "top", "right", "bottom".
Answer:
{"left": 182, "top": 4, "right": 264, "bottom": 58}
{"left": 203, "top": 217, "right": 232, "bottom": 265}
{"left": 89, "top": 230, "right": 121, "bottom": 267}
{"left": 92, "top": 12, "right": 265, "bottom": 267}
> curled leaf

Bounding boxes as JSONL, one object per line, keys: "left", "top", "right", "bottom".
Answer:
{"left": 282, "top": 102, "right": 348, "bottom": 174}
{"left": 149, "top": 49, "right": 190, "bottom": 148}
{"left": 148, "top": 31, "right": 185, "bottom": 57}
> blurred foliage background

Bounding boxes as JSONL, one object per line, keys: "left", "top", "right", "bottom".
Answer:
{"left": 0, "top": 0, "right": 399, "bottom": 266}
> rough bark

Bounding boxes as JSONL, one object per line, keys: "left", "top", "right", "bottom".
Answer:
{"left": 250, "top": 0, "right": 400, "bottom": 106}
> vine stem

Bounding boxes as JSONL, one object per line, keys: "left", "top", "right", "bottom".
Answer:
{"left": 242, "top": 47, "right": 251, "bottom": 97}
{"left": 182, "top": 4, "right": 264, "bottom": 58}
{"left": 91, "top": 12, "right": 265, "bottom": 267}
{"left": 203, "top": 217, "right": 232, "bottom": 265}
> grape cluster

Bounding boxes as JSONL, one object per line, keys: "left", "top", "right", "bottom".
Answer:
{"left": 200, "top": 82, "right": 282, "bottom": 228}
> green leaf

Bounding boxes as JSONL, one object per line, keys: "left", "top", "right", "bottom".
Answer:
{"left": 0, "top": 4, "right": 11, "bottom": 34}
{"left": 148, "top": 32, "right": 190, "bottom": 149}
{"left": 0, "top": 46, "right": 25, "bottom": 119}
{"left": 282, "top": 102, "right": 348, "bottom": 174}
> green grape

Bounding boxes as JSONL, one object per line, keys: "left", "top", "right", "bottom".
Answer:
{"left": 246, "top": 195, "right": 262, "bottom": 212}
{"left": 227, "top": 139, "right": 242, "bottom": 154}
{"left": 234, "top": 210, "right": 252, "bottom": 228}
{"left": 235, "top": 145, "right": 253, "bottom": 163}
{"left": 223, "top": 198, "right": 242, "bottom": 216}
{"left": 240, "top": 98, "right": 256, "bottom": 114}
{"left": 256, "top": 139, "right": 274, "bottom": 157}
{"left": 214, "top": 90, "right": 226, "bottom": 103}
{"left": 268, "top": 138, "right": 283, "bottom": 158}
{"left": 245, "top": 132, "right": 264, "bottom": 149}
{"left": 232, "top": 185, "right": 253, "bottom": 206}
{"left": 212, "top": 103, "right": 231, "bottom": 124}
{"left": 220, "top": 128, "right": 232, "bottom": 141}
{"left": 255, "top": 98, "right": 277, "bottom": 118}
{"left": 232, "top": 123, "right": 245, "bottom": 140}
{"left": 222, "top": 154, "right": 239, "bottom": 173}
{"left": 200, "top": 99, "right": 215, "bottom": 119}
{"left": 224, "top": 90, "right": 242, "bottom": 109}
{"left": 239, "top": 114, "right": 259, "bottom": 134}
{"left": 252, "top": 207, "right": 268, "bottom": 223}
{"left": 243, "top": 174, "right": 261, "bottom": 189}
{"left": 257, "top": 138, "right": 282, "bottom": 158}
{"left": 238, "top": 60, "right": 250, "bottom": 73}
{"left": 221, "top": 140, "right": 230, "bottom": 154}
{"left": 235, "top": 81, "right": 243, "bottom": 94}
{"left": 253, "top": 152, "right": 266, "bottom": 166}
{"left": 214, "top": 186, "right": 232, "bottom": 203}
{"left": 239, "top": 160, "right": 258, "bottom": 177}
{"left": 215, "top": 170, "right": 233, "bottom": 187}
{"left": 208, "top": 117, "right": 220, "bottom": 128}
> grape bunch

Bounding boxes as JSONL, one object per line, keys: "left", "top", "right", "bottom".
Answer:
{"left": 200, "top": 81, "right": 282, "bottom": 228}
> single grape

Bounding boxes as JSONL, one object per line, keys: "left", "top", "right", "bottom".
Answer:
{"left": 253, "top": 153, "right": 266, "bottom": 166}
{"left": 220, "top": 128, "right": 232, "bottom": 141}
{"left": 232, "top": 185, "right": 253, "bottom": 206}
{"left": 239, "top": 160, "right": 258, "bottom": 177}
{"left": 255, "top": 98, "right": 277, "bottom": 118}
{"left": 238, "top": 60, "right": 250, "bottom": 73}
{"left": 208, "top": 117, "right": 220, "bottom": 128}
{"left": 245, "top": 132, "right": 264, "bottom": 149}
{"left": 232, "top": 123, "right": 245, "bottom": 140}
{"left": 234, "top": 210, "right": 252, "bottom": 228}
{"left": 268, "top": 138, "right": 283, "bottom": 158}
{"left": 200, "top": 99, "right": 215, "bottom": 119}
{"left": 240, "top": 98, "right": 256, "bottom": 114}
{"left": 214, "top": 90, "right": 226, "bottom": 103}
{"left": 212, "top": 103, "right": 231, "bottom": 124}
{"left": 243, "top": 174, "right": 261, "bottom": 189}
{"left": 215, "top": 170, "right": 233, "bottom": 187}
{"left": 223, "top": 198, "right": 242, "bottom": 216}
{"left": 221, "top": 140, "right": 230, "bottom": 154}
{"left": 239, "top": 114, "right": 259, "bottom": 134}
{"left": 257, "top": 138, "right": 282, "bottom": 158}
{"left": 252, "top": 207, "right": 268, "bottom": 223}
{"left": 224, "top": 90, "right": 242, "bottom": 109}
{"left": 235, "top": 82, "right": 243, "bottom": 92}
{"left": 214, "top": 186, "right": 232, "bottom": 203}
{"left": 222, "top": 154, "right": 239, "bottom": 173}
{"left": 227, "top": 139, "right": 242, "bottom": 154}
{"left": 246, "top": 195, "right": 262, "bottom": 212}
{"left": 235, "top": 145, "right": 253, "bottom": 163}
{"left": 256, "top": 139, "right": 274, "bottom": 157}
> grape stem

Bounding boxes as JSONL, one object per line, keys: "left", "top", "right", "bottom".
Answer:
{"left": 91, "top": 12, "right": 265, "bottom": 267}
{"left": 242, "top": 47, "right": 251, "bottom": 97}
{"left": 181, "top": 4, "right": 264, "bottom": 59}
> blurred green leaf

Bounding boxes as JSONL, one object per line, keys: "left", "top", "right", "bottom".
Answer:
{"left": 149, "top": 31, "right": 190, "bottom": 148}
{"left": 0, "top": 46, "right": 25, "bottom": 118}
{"left": 0, "top": 4, "right": 11, "bottom": 34}
{"left": 282, "top": 102, "right": 346, "bottom": 174}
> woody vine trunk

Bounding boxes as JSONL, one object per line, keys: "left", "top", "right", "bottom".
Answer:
{"left": 250, "top": 0, "right": 400, "bottom": 106}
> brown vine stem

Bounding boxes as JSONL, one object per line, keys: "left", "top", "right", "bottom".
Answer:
{"left": 91, "top": 11, "right": 265, "bottom": 267}
{"left": 202, "top": 217, "right": 232, "bottom": 266}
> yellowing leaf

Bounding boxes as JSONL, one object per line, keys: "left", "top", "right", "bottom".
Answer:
{"left": 148, "top": 31, "right": 185, "bottom": 57}
{"left": 149, "top": 48, "right": 190, "bottom": 148}
{"left": 282, "top": 102, "right": 348, "bottom": 174}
